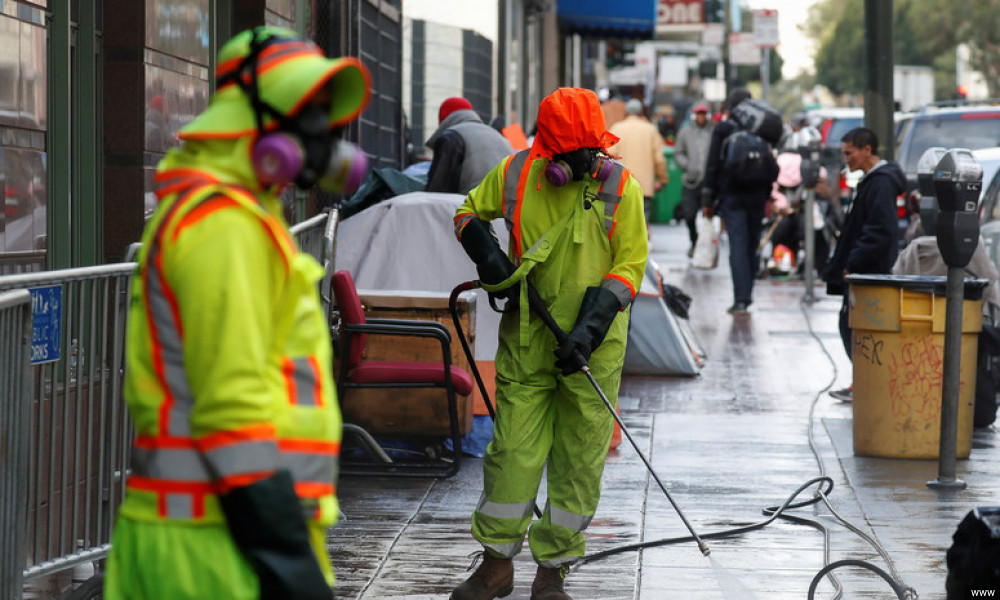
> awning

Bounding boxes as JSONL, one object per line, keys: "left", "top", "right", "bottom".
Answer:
{"left": 556, "top": 0, "right": 656, "bottom": 39}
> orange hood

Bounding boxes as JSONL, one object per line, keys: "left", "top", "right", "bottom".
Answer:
{"left": 529, "top": 88, "right": 619, "bottom": 159}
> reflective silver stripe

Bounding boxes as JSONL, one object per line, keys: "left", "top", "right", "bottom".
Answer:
{"left": 483, "top": 540, "right": 523, "bottom": 560}
{"left": 166, "top": 494, "right": 195, "bottom": 519}
{"left": 547, "top": 502, "right": 593, "bottom": 532}
{"left": 131, "top": 445, "right": 211, "bottom": 482}
{"left": 204, "top": 440, "right": 281, "bottom": 480}
{"left": 455, "top": 213, "right": 477, "bottom": 238}
{"left": 602, "top": 278, "right": 633, "bottom": 310}
{"left": 284, "top": 451, "right": 334, "bottom": 484}
{"left": 538, "top": 555, "right": 580, "bottom": 569}
{"left": 475, "top": 492, "right": 535, "bottom": 520}
{"left": 288, "top": 357, "right": 320, "bottom": 406}
{"left": 502, "top": 151, "right": 530, "bottom": 233}
{"left": 603, "top": 202, "right": 616, "bottom": 237}
{"left": 596, "top": 162, "right": 625, "bottom": 204}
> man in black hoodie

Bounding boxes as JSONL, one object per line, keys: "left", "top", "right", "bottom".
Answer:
{"left": 823, "top": 127, "right": 906, "bottom": 401}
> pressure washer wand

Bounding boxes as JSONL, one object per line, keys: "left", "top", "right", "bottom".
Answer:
{"left": 525, "top": 283, "right": 711, "bottom": 557}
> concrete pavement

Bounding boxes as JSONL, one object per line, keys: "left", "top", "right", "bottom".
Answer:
{"left": 328, "top": 221, "right": 1000, "bottom": 600}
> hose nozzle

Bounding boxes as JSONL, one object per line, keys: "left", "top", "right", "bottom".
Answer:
{"left": 698, "top": 541, "right": 711, "bottom": 556}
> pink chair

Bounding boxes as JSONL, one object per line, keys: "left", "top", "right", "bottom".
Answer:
{"left": 331, "top": 270, "right": 474, "bottom": 477}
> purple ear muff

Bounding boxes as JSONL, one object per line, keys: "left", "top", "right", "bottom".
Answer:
{"left": 544, "top": 160, "right": 573, "bottom": 187}
{"left": 252, "top": 132, "right": 305, "bottom": 186}
{"left": 592, "top": 155, "right": 613, "bottom": 182}
{"left": 320, "top": 140, "right": 369, "bottom": 195}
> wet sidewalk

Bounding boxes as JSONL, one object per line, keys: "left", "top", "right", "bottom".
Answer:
{"left": 328, "top": 222, "right": 1000, "bottom": 600}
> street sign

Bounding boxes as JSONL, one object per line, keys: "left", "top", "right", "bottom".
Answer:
{"left": 728, "top": 32, "right": 761, "bottom": 66}
{"left": 29, "top": 285, "right": 61, "bottom": 364}
{"left": 753, "top": 9, "right": 779, "bottom": 49}
{"left": 703, "top": 23, "right": 724, "bottom": 47}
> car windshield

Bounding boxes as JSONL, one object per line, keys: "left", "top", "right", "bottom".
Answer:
{"left": 825, "top": 117, "right": 863, "bottom": 146}
{"left": 904, "top": 117, "right": 1000, "bottom": 175}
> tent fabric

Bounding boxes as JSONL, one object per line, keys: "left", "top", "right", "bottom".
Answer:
{"left": 334, "top": 192, "right": 704, "bottom": 376}
{"left": 555, "top": 0, "right": 656, "bottom": 39}
{"left": 334, "top": 191, "right": 507, "bottom": 360}
{"left": 624, "top": 259, "right": 704, "bottom": 376}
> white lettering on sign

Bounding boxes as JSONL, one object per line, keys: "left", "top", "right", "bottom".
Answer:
{"left": 657, "top": 0, "right": 703, "bottom": 25}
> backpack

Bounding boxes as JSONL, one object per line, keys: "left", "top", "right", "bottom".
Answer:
{"left": 729, "top": 98, "right": 784, "bottom": 145}
{"left": 720, "top": 129, "right": 779, "bottom": 189}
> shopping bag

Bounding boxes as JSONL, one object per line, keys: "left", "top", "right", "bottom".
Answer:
{"left": 692, "top": 214, "right": 719, "bottom": 269}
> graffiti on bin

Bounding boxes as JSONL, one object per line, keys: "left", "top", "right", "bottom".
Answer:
{"left": 887, "top": 336, "right": 945, "bottom": 419}
{"left": 853, "top": 333, "right": 884, "bottom": 366}
{"left": 858, "top": 295, "right": 891, "bottom": 329}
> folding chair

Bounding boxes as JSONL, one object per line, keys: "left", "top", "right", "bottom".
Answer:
{"left": 331, "top": 270, "right": 474, "bottom": 478}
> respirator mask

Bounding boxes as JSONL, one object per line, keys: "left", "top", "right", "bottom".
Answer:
{"left": 231, "top": 31, "right": 368, "bottom": 194}
{"left": 545, "top": 148, "right": 613, "bottom": 187}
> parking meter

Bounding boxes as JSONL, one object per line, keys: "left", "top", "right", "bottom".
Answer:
{"left": 933, "top": 148, "right": 982, "bottom": 268}
{"left": 917, "top": 147, "right": 947, "bottom": 235}
{"left": 791, "top": 127, "right": 822, "bottom": 188}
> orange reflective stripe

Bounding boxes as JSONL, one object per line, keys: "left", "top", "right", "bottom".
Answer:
{"left": 605, "top": 273, "right": 636, "bottom": 299}
{"left": 617, "top": 168, "right": 630, "bottom": 196}
{"left": 296, "top": 481, "right": 336, "bottom": 497}
{"left": 279, "top": 438, "right": 340, "bottom": 455}
{"left": 134, "top": 435, "right": 195, "bottom": 450}
{"left": 170, "top": 196, "right": 242, "bottom": 242}
{"left": 127, "top": 475, "right": 214, "bottom": 495}
{"left": 215, "top": 471, "right": 275, "bottom": 495}
{"left": 512, "top": 159, "right": 532, "bottom": 259}
{"left": 196, "top": 423, "right": 277, "bottom": 452}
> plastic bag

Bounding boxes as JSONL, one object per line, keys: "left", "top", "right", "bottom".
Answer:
{"left": 692, "top": 214, "right": 719, "bottom": 270}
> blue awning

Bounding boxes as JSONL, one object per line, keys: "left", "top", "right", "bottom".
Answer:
{"left": 556, "top": 0, "right": 656, "bottom": 39}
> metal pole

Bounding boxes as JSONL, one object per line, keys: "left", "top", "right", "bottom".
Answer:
{"left": 927, "top": 267, "right": 967, "bottom": 490}
{"left": 863, "top": 0, "right": 895, "bottom": 160}
{"left": 761, "top": 48, "right": 770, "bottom": 103}
{"left": 802, "top": 186, "right": 816, "bottom": 304}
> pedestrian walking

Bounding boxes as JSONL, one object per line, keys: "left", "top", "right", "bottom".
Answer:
{"left": 426, "top": 96, "right": 515, "bottom": 195}
{"left": 609, "top": 97, "right": 668, "bottom": 226}
{"left": 674, "top": 103, "right": 713, "bottom": 257}
{"left": 450, "top": 87, "right": 648, "bottom": 600}
{"left": 823, "top": 127, "right": 905, "bottom": 402}
{"left": 104, "top": 26, "right": 371, "bottom": 599}
{"left": 701, "top": 88, "right": 779, "bottom": 315}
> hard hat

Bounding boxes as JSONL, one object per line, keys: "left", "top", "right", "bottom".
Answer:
{"left": 179, "top": 26, "right": 371, "bottom": 140}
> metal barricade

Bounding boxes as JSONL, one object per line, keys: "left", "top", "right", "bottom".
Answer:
{"left": 0, "top": 209, "right": 339, "bottom": 599}
{"left": 1, "top": 290, "right": 32, "bottom": 600}
{"left": 0, "top": 264, "right": 136, "bottom": 597}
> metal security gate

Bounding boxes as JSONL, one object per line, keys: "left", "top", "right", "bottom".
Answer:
{"left": 317, "top": 0, "right": 405, "bottom": 171}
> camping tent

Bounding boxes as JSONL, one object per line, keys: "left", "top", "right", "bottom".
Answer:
{"left": 333, "top": 191, "right": 703, "bottom": 375}
{"left": 624, "top": 259, "right": 704, "bottom": 376}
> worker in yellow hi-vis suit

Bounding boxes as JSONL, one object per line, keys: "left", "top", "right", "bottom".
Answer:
{"left": 450, "top": 88, "right": 648, "bottom": 600}
{"left": 105, "top": 26, "right": 370, "bottom": 599}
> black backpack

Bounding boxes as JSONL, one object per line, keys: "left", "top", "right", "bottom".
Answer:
{"left": 721, "top": 130, "right": 779, "bottom": 189}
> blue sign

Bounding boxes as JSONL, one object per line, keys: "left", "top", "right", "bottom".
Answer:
{"left": 30, "top": 285, "right": 62, "bottom": 364}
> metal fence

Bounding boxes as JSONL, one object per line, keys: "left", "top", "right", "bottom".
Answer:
{"left": 0, "top": 210, "right": 338, "bottom": 599}
{"left": 1, "top": 290, "right": 32, "bottom": 600}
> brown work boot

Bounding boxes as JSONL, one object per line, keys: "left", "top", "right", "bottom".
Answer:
{"left": 450, "top": 551, "right": 514, "bottom": 600}
{"left": 530, "top": 565, "right": 573, "bottom": 600}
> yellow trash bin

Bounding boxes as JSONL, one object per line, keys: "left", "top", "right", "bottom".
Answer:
{"left": 846, "top": 274, "right": 988, "bottom": 459}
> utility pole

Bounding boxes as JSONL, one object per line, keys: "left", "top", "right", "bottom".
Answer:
{"left": 863, "top": 0, "right": 894, "bottom": 160}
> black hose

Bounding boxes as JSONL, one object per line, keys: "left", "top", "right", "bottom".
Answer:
{"left": 807, "top": 560, "right": 913, "bottom": 600}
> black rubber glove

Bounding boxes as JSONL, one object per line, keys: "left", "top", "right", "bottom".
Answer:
{"left": 218, "top": 470, "right": 331, "bottom": 600}
{"left": 460, "top": 218, "right": 518, "bottom": 300}
{"left": 554, "top": 286, "right": 622, "bottom": 376}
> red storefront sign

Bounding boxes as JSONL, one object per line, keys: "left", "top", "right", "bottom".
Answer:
{"left": 657, "top": 0, "right": 703, "bottom": 26}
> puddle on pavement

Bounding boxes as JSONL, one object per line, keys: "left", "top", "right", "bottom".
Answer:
{"left": 708, "top": 556, "right": 761, "bottom": 600}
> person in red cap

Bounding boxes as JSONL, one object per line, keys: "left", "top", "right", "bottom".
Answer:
{"left": 449, "top": 87, "right": 647, "bottom": 600}
{"left": 674, "top": 102, "right": 714, "bottom": 256}
{"left": 425, "top": 96, "right": 513, "bottom": 194}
